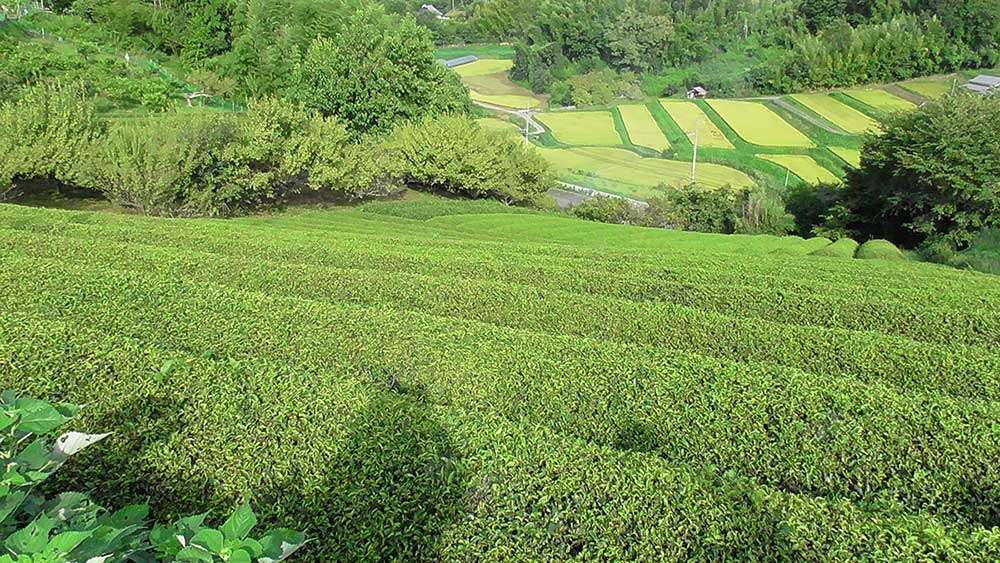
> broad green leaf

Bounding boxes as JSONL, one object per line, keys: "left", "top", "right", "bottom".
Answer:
{"left": 175, "top": 545, "right": 215, "bottom": 562}
{"left": 42, "top": 492, "right": 93, "bottom": 522}
{"left": 13, "top": 438, "right": 50, "bottom": 470}
{"left": 5, "top": 515, "right": 57, "bottom": 554}
{"left": 258, "top": 529, "right": 308, "bottom": 562}
{"left": 105, "top": 503, "right": 149, "bottom": 528}
{"left": 191, "top": 529, "right": 225, "bottom": 554}
{"left": 43, "top": 530, "right": 93, "bottom": 557}
{"left": 14, "top": 399, "right": 68, "bottom": 434}
{"left": 0, "top": 490, "right": 28, "bottom": 526}
{"left": 220, "top": 504, "right": 256, "bottom": 541}
{"left": 177, "top": 512, "right": 210, "bottom": 531}
{"left": 228, "top": 547, "right": 253, "bottom": 563}
{"left": 0, "top": 411, "right": 14, "bottom": 432}
{"left": 227, "top": 538, "right": 263, "bottom": 557}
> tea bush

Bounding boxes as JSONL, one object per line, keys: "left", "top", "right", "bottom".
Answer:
{"left": 0, "top": 391, "right": 305, "bottom": 562}
{"left": 2, "top": 200, "right": 999, "bottom": 559}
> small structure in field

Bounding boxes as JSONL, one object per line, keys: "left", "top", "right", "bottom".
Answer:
{"left": 687, "top": 86, "right": 709, "bottom": 99}
{"left": 443, "top": 55, "right": 477, "bottom": 68}
{"left": 420, "top": 4, "right": 449, "bottom": 20}
{"left": 964, "top": 75, "right": 1000, "bottom": 96}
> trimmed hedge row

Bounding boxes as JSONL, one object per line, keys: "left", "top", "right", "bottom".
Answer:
{"left": 812, "top": 238, "right": 860, "bottom": 258}
{"left": 4, "top": 204, "right": 998, "bottom": 300}
{"left": 4, "top": 253, "right": 1000, "bottom": 525}
{"left": 1, "top": 216, "right": 998, "bottom": 348}
{"left": 4, "top": 228, "right": 998, "bottom": 402}
{"left": 3, "top": 317, "right": 999, "bottom": 561}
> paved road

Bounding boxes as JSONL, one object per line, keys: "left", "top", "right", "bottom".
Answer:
{"left": 554, "top": 182, "right": 649, "bottom": 209}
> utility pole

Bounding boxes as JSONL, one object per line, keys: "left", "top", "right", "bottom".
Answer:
{"left": 688, "top": 119, "right": 700, "bottom": 186}
{"left": 524, "top": 105, "right": 529, "bottom": 145}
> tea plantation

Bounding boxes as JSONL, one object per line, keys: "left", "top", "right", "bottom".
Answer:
{"left": 2, "top": 199, "right": 1000, "bottom": 560}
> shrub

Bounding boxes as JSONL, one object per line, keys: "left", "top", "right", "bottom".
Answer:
{"left": 0, "top": 391, "right": 304, "bottom": 562}
{"left": 856, "top": 239, "right": 907, "bottom": 261}
{"left": 83, "top": 112, "right": 237, "bottom": 216}
{"left": 648, "top": 185, "right": 741, "bottom": 233}
{"left": 0, "top": 83, "right": 104, "bottom": 200}
{"left": 736, "top": 186, "right": 795, "bottom": 235}
{"left": 572, "top": 196, "right": 642, "bottom": 224}
{"left": 381, "top": 115, "right": 555, "bottom": 204}
{"left": 811, "top": 237, "right": 860, "bottom": 258}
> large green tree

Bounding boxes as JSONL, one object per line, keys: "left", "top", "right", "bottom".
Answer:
{"left": 293, "top": 4, "right": 467, "bottom": 135}
{"left": 844, "top": 93, "right": 1000, "bottom": 248}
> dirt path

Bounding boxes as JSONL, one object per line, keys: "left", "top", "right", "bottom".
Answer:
{"left": 884, "top": 84, "right": 928, "bottom": 105}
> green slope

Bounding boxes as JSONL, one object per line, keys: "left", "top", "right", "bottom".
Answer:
{"left": 1, "top": 199, "right": 999, "bottom": 560}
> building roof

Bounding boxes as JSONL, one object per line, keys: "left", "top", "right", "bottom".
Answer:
{"left": 969, "top": 75, "right": 1000, "bottom": 88}
{"left": 688, "top": 86, "right": 708, "bottom": 94}
{"left": 444, "top": 55, "right": 478, "bottom": 68}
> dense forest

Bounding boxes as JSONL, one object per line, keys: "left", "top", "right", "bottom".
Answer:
{"left": 0, "top": 0, "right": 554, "bottom": 216}
{"left": 433, "top": 0, "right": 999, "bottom": 97}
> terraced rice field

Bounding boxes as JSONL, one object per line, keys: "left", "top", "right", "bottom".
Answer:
{"left": 617, "top": 104, "right": 670, "bottom": 151}
{"left": 452, "top": 59, "right": 514, "bottom": 77}
{"left": 759, "top": 154, "right": 842, "bottom": 184}
{"left": 3, "top": 199, "right": 1000, "bottom": 560}
{"left": 843, "top": 89, "right": 916, "bottom": 112}
{"left": 469, "top": 90, "right": 540, "bottom": 109}
{"left": 454, "top": 59, "right": 541, "bottom": 109}
{"left": 707, "top": 100, "right": 815, "bottom": 147}
{"left": 791, "top": 93, "right": 879, "bottom": 134}
{"left": 900, "top": 78, "right": 956, "bottom": 99}
{"left": 538, "top": 146, "right": 754, "bottom": 197}
{"left": 658, "top": 100, "right": 734, "bottom": 148}
{"left": 476, "top": 117, "right": 522, "bottom": 135}
{"left": 537, "top": 111, "right": 622, "bottom": 146}
{"left": 830, "top": 147, "right": 862, "bottom": 168}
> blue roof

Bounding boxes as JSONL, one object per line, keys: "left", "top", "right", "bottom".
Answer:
{"left": 444, "top": 55, "right": 478, "bottom": 68}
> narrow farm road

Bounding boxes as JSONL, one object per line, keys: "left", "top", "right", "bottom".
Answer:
{"left": 884, "top": 84, "right": 928, "bottom": 106}
{"left": 473, "top": 100, "right": 545, "bottom": 136}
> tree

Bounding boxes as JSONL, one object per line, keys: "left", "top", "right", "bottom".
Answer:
{"left": 844, "top": 93, "right": 1000, "bottom": 248}
{"left": 293, "top": 4, "right": 467, "bottom": 135}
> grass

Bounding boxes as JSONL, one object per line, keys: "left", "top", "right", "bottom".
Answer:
{"left": 706, "top": 100, "right": 815, "bottom": 148}
{"left": 759, "top": 155, "right": 842, "bottom": 184}
{"left": 790, "top": 93, "right": 879, "bottom": 134}
{"left": 829, "top": 147, "right": 862, "bottom": 168}
{"left": 537, "top": 146, "right": 755, "bottom": 196}
{"left": 453, "top": 59, "right": 514, "bottom": 78}
{"left": 536, "top": 111, "right": 622, "bottom": 146}
{"left": 842, "top": 89, "right": 916, "bottom": 112}
{"left": 658, "top": 100, "right": 734, "bottom": 149}
{"left": 616, "top": 105, "right": 670, "bottom": 152}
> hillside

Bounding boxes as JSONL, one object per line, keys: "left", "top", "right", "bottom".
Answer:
{"left": 469, "top": 58, "right": 986, "bottom": 197}
{"left": 2, "top": 198, "right": 999, "bottom": 560}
